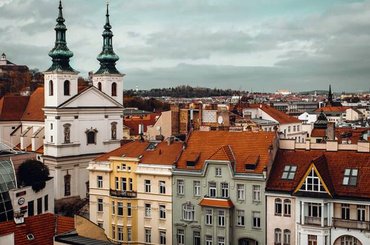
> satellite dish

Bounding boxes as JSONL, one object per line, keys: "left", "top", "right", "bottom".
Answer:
{"left": 218, "top": 116, "right": 224, "bottom": 124}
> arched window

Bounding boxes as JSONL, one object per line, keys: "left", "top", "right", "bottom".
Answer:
{"left": 284, "top": 199, "right": 291, "bottom": 216}
{"left": 111, "top": 82, "right": 117, "bottom": 97}
{"left": 63, "top": 123, "right": 71, "bottom": 143}
{"left": 274, "top": 228, "right": 282, "bottom": 244}
{"left": 111, "top": 122, "right": 117, "bottom": 140}
{"left": 85, "top": 128, "right": 98, "bottom": 145}
{"left": 64, "top": 174, "right": 71, "bottom": 196}
{"left": 275, "top": 198, "right": 282, "bottom": 215}
{"left": 49, "top": 80, "right": 54, "bottom": 96}
{"left": 182, "top": 202, "right": 195, "bottom": 221}
{"left": 98, "top": 82, "right": 102, "bottom": 91}
{"left": 64, "top": 80, "right": 70, "bottom": 96}
{"left": 283, "top": 229, "right": 291, "bottom": 245}
{"left": 335, "top": 235, "right": 362, "bottom": 245}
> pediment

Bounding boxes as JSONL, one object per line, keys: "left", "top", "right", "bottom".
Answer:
{"left": 58, "top": 86, "right": 123, "bottom": 108}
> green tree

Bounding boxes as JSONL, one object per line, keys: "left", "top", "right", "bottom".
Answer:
{"left": 17, "top": 159, "right": 49, "bottom": 192}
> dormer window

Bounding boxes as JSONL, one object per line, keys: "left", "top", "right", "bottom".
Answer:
{"left": 343, "top": 168, "right": 358, "bottom": 186}
{"left": 281, "top": 165, "right": 297, "bottom": 180}
{"left": 300, "top": 168, "right": 325, "bottom": 192}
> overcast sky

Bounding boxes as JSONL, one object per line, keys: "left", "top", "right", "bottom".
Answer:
{"left": 1, "top": 0, "right": 370, "bottom": 92}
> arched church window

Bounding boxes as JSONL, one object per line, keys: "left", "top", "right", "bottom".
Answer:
{"left": 98, "top": 82, "right": 102, "bottom": 91}
{"left": 64, "top": 80, "right": 70, "bottom": 96}
{"left": 111, "top": 122, "right": 117, "bottom": 140}
{"left": 111, "top": 82, "right": 117, "bottom": 97}
{"left": 64, "top": 174, "right": 71, "bottom": 196}
{"left": 85, "top": 128, "right": 98, "bottom": 145}
{"left": 49, "top": 80, "right": 54, "bottom": 96}
{"left": 63, "top": 123, "right": 71, "bottom": 143}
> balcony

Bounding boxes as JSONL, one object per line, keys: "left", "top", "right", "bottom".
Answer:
{"left": 110, "top": 189, "right": 137, "bottom": 198}
{"left": 333, "top": 218, "right": 370, "bottom": 231}
{"left": 304, "top": 216, "right": 328, "bottom": 226}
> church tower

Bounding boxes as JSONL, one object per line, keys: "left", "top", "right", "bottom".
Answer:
{"left": 44, "top": 0, "right": 78, "bottom": 108}
{"left": 92, "top": 3, "right": 124, "bottom": 105}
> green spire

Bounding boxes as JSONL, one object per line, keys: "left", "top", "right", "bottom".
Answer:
{"left": 95, "top": 2, "right": 120, "bottom": 75}
{"left": 46, "top": 0, "right": 75, "bottom": 72}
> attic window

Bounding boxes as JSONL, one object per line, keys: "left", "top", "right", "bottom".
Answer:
{"left": 343, "top": 168, "right": 358, "bottom": 186}
{"left": 146, "top": 142, "right": 158, "bottom": 151}
{"left": 186, "top": 152, "right": 200, "bottom": 167}
{"left": 281, "top": 165, "right": 297, "bottom": 180}
{"left": 26, "top": 234, "right": 35, "bottom": 241}
{"left": 244, "top": 155, "right": 260, "bottom": 170}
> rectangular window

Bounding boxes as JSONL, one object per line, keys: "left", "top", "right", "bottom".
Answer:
{"left": 145, "top": 203, "right": 151, "bottom": 217}
{"left": 205, "top": 209, "right": 213, "bottom": 225}
{"left": 237, "top": 184, "right": 245, "bottom": 200}
{"left": 145, "top": 229, "right": 151, "bottom": 243}
{"left": 177, "top": 179, "right": 184, "bottom": 195}
{"left": 236, "top": 210, "right": 245, "bottom": 226}
{"left": 160, "top": 231, "right": 166, "bottom": 245}
{"left": 127, "top": 203, "right": 132, "bottom": 217}
{"left": 284, "top": 200, "right": 291, "bottom": 216}
{"left": 97, "top": 198, "right": 103, "bottom": 212}
{"left": 115, "top": 177, "right": 119, "bottom": 190}
{"left": 28, "top": 201, "right": 34, "bottom": 216}
{"left": 252, "top": 185, "right": 261, "bottom": 202}
{"left": 194, "top": 231, "right": 200, "bottom": 245}
{"left": 37, "top": 197, "right": 42, "bottom": 215}
{"left": 218, "top": 237, "right": 225, "bottom": 245}
{"left": 177, "top": 229, "right": 185, "bottom": 245}
{"left": 308, "top": 235, "right": 317, "bottom": 245}
{"left": 252, "top": 211, "right": 261, "bottom": 228}
{"left": 121, "top": 177, "right": 127, "bottom": 191}
{"left": 145, "top": 179, "right": 151, "bottom": 192}
{"left": 221, "top": 183, "right": 229, "bottom": 198}
{"left": 357, "top": 205, "right": 366, "bottom": 222}
{"left": 112, "top": 201, "right": 115, "bottom": 215}
{"left": 117, "top": 202, "right": 123, "bottom": 216}
{"left": 118, "top": 226, "right": 123, "bottom": 241}
{"left": 218, "top": 210, "right": 225, "bottom": 227}
{"left": 129, "top": 178, "right": 133, "bottom": 190}
{"left": 159, "top": 181, "right": 166, "bottom": 194}
{"left": 343, "top": 168, "right": 358, "bottom": 186}
{"left": 308, "top": 203, "right": 322, "bottom": 218}
{"left": 209, "top": 182, "right": 216, "bottom": 197}
{"left": 206, "top": 235, "right": 213, "bottom": 245}
{"left": 193, "top": 181, "right": 201, "bottom": 196}
{"left": 121, "top": 164, "right": 126, "bottom": 170}
{"left": 160, "top": 205, "right": 166, "bottom": 219}
{"left": 97, "top": 176, "right": 103, "bottom": 188}
{"left": 341, "top": 204, "right": 350, "bottom": 220}
{"left": 127, "top": 227, "right": 132, "bottom": 241}
{"left": 281, "top": 165, "right": 297, "bottom": 180}
{"left": 215, "top": 168, "right": 222, "bottom": 176}
{"left": 44, "top": 195, "right": 48, "bottom": 212}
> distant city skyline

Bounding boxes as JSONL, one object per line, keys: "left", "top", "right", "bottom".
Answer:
{"left": 1, "top": 0, "right": 370, "bottom": 92}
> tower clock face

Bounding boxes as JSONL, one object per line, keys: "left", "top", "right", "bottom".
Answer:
{"left": 18, "top": 197, "right": 25, "bottom": 205}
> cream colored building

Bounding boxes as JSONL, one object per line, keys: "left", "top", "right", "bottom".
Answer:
{"left": 88, "top": 139, "right": 183, "bottom": 244}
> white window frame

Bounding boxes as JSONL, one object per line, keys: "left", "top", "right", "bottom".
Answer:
{"left": 160, "top": 205, "right": 166, "bottom": 219}
{"left": 252, "top": 185, "right": 261, "bottom": 202}
{"left": 236, "top": 209, "right": 245, "bottom": 226}
{"left": 215, "top": 167, "right": 222, "bottom": 177}
{"left": 209, "top": 182, "right": 216, "bottom": 197}
{"left": 159, "top": 180, "right": 166, "bottom": 194}
{"left": 205, "top": 209, "right": 213, "bottom": 225}
{"left": 177, "top": 179, "right": 184, "bottom": 195}
{"left": 221, "top": 183, "right": 229, "bottom": 198}
{"left": 193, "top": 180, "right": 201, "bottom": 196}
{"left": 145, "top": 203, "right": 151, "bottom": 218}
{"left": 97, "top": 176, "right": 103, "bottom": 188}
{"left": 145, "top": 179, "right": 151, "bottom": 193}
{"left": 237, "top": 184, "right": 245, "bottom": 200}
{"left": 218, "top": 210, "right": 225, "bottom": 227}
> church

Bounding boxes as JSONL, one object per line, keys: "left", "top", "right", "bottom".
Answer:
{"left": 1, "top": 0, "right": 125, "bottom": 200}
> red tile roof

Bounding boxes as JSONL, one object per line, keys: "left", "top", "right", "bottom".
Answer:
{"left": 247, "top": 104, "right": 300, "bottom": 124}
{"left": 123, "top": 113, "right": 159, "bottom": 135}
{"left": 199, "top": 198, "right": 234, "bottom": 208}
{"left": 56, "top": 216, "right": 74, "bottom": 235}
{"left": 311, "top": 128, "right": 326, "bottom": 137}
{"left": 21, "top": 87, "right": 44, "bottom": 122}
{"left": 0, "top": 213, "right": 70, "bottom": 245}
{"left": 266, "top": 149, "right": 370, "bottom": 199}
{"left": 177, "top": 131, "right": 276, "bottom": 174}
{"left": 314, "top": 106, "right": 349, "bottom": 113}
{"left": 0, "top": 95, "right": 29, "bottom": 121}
{"left": 95, "top": 140, "right": 183, "bottom": 165}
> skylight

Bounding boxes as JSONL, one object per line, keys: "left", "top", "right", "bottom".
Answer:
{"left": 343, "top": 168, "right": 358, "bottom": 186}
{"left": 281, "top": 165, "right": 297, "bottom": 180}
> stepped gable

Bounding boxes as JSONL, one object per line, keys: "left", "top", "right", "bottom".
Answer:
{"left": 177, "top": 131, "right": 276, "bottom": 174}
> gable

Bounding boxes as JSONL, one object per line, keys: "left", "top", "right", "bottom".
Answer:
{"left": 59, "top": 86, "right": 122, "bottom": 108}
{"left": 294, "top": 163, "right": 332, "bottom": 197}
